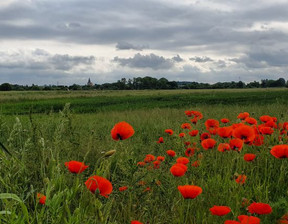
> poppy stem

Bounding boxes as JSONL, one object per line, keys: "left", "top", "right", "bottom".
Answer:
{"left": 0, "top": 141, "right": 12, "bottom": 157}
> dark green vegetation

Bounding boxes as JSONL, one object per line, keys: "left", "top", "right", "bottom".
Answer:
{"left": 1, "top": 88, "right": 288, "bottom": 115}
{"left": 0, "top": 89, "right": 287, "bottom": 223}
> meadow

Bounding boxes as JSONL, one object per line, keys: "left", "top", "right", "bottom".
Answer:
{"left": 0, "top": 88, "right": 288, "bottom": 224}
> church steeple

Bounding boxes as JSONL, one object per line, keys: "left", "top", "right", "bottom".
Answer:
{"left": 87, "top": 78, "right": 93, "bottom": 87}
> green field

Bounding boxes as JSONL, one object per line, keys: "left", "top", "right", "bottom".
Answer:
{"left": 0, "top": 89, "right": 288, "bottom": 224}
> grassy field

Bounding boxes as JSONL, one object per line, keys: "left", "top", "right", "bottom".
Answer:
{"left": 0, "top": 89, "right": 288, "bottom": 223}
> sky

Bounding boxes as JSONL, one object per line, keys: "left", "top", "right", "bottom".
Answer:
{"left": 0, "top": 0, "right": 288, "bottom": 85}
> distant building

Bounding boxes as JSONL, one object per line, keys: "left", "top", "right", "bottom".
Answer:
{"left": 87, "top": 78, "right": 93, "bottom": 87}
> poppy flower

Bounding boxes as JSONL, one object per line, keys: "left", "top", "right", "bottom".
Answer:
{"left": 209, "top": 205, "right": 231, "bottom": 216}
{"left": 164, "top": 129, "right": 173, "bottom": 135}
{"left": 233, "top": 125, "right": 255, "bottom": 143}
{"left": 238, "top": 215, "right": 260, "bottom": 224}
{"left": 264, "top": 120, "right": 277, "bottom": 129}
{"left": 119, "top": 186, "right": 128, "bottom": 192}
{"left": 244, "top": 153, "right": 256, "bottom": 162}
{"left": 200, "top": 132, "right": 211, "bottom": 141}
{"left": 185, "top": 110, "right": 192, "bottom": 117}
{"left": 184, "top": 141, "right": 191, "bottom": 146}
{"left": 224, "top": 221, "right": 240, "bottom": 224}
{"left": 237, "top": 112, "right": 250, "bottom": 120}
{"left": 153, "top": 160, "right": 161, "bottom": 169}
{"left": 157, "top": 156, "right": 165, "bottom": 161}
{"left": 185, "top": 147, "right": 195, "bottom": 157}
{"left": 205, "top": 119, "right": 220, "bottom": 129}
{"left": 178, "top": 185, "right": 202, "bottom": 199}
{"left": 191, "top": 110, "right": 203, "bottom": 120}
{"left": 64, "top": 161, "right": 88, "bottom": 174}
{"left": 176, "top": 157, "right": 190, "bottom": 165}
{"left": 191, "top": 160, "right": 200, "bottom": 167}
{"left": 85, "top": 175, "right": 113, "bottom": 197}
{"left": 201, "top": 138, "right": 217, "bottom": 150}
{"left": 259, "top": 126, "right": 274, "bottom": 135}
{"left": 190, "top": 117, "right": 199, "bottom": 124}
{"left": 245, "top": 117, "right": 258, "bottom": 125}
{"left": 166, "top": 149, "right": 176, "bottom": 157}
{"left": 179, "top": 133, "right": 185, "bottom": 138}
{"left": 137, "top": 162, "right": 146, "bottom": 167}
{"left": 131, "top": 220, "right": 143, "bottom": 224}
{"left": 170, "top": 163, "right": 187, "bottom": 177}
{"left": 221, "top": 118, "right": 230, "bottom": 123}
{"left": 157, "top": 137, "right": 164, "bottom": 143}
{"left": 144, "top": 154, "right": 155, "bottom": 163}
{"left": 229, "top": 138, "right": 244, "bottom": 151}
{"left": 218, "top": 143, "right": 231, "bottom": 152}
{"left": 235, "top": 174, "right": 247, "bottom": 185}
{"left": 181, "top": 123, "right": 192, "bottom": 130}
{"left": 189, "top": 130, "right": 199, "bottom": 137}
{"left": 37, "top": 193, "right": 46, "bottom": 205}
{"left": 260, "top": 115, "right": 273, "bottom": 123}
{"left": 248, "top": 202, "right": 272, "bottom": 215}
{"left": 270, "top": 145, "right": 288, "bottom": 159}
{"left": 111, "top": 121, "right": 134, "bottom": 141}
{"left": 217, "top": 126, "right": 233, "bottom": 138}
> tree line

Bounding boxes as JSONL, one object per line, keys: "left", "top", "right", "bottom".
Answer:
{"left": 0, "top": 77, "right": 287, "bottom": 91}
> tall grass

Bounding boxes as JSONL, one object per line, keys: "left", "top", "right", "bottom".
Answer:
{"left": 0, "top": 96, "right": 288, "bottom": 223}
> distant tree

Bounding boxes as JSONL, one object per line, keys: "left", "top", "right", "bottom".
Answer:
{"left": 0, "top": 83, "right": 12, "bottom": 91}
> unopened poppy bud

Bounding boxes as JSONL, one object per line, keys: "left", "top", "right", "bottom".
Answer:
{"left": 43, "top": 177, "right": 50, "bottom": 184}
{"left": 104, "top": 150, "right": 116, "bottom": 157}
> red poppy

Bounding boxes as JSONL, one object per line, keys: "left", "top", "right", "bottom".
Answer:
{"left": 205, "top": 119, "right": 220, "bottom": 129}
{"left": 259, "top": 126, "right": 274, "bottom": 135}
{"left": 270, "top": 145, "right": 288, "bottom": 159}
{"left": 185, "top": 147, "right": 195, "bottom": 157}
{"left": 218, "top": 143, "right": 231, "bottom": 152}
{"left": 217, "top": 126, "right": 233, "bottom": 138}
{"left": 201, "top": 138, "right": 217, "bottom": 150}
{"left": 131, "top": 220, "right": 143, "bottom": 224}
{"left": 191, "top": 160, "right": 200, "bottom": 167}
{"left": 176, "top": 157, "right": 190, "bottom": 165}
{"left": 170, "top": 163, "right": 187, "bottom": 177}
{"left": 144, "top": 154, "right": 155, "bottom": 163}
{"left": 191, "top": 110, "right": 203, "bottom": 120}
{"left": 111, "top": 121, "right": 134, "bottom": 141}
{"left": 189, "top": 130, "right": 199, "bottom": 136}
{"left": 37, "top": 193, "right": 46, "bottom": 205}
{"left": 250, "top": 134, "right": 264, "bottom": 146}
{"left": 181, "top": 123, "right": 192, "bottom": 130}
{"left": 200, "top": 132, "right": 211, "bottom": 141}
{"left": 64, "top": 161, "right": 88, "bottom": 174}
{"left": 179, "top": 133, "right": 185, "bottom": 138}
{"left": 166, "top": 149, "right": 176, "bottom": 157}
{"left": 224, "top": 221, "right": 240, "bottom": 224}
{"left": 233, "top": 125, "right": 255, "bottom": 143}
{"left": 260, "top": 115, "right": 273, "bottom": 123}
{"left": 164, "top": 129, "right": 173, "bottom": 135}
{"left": 153, "top": 160, "right": 161, "bottom": 169}
{"left": 248, "top": 202, "right": 272, "bottom": 215}
{"left": 184, "top": 141, "right": 191, "bottom": 146}
{"left": 137, "top": 162, "right": 146, "bottom": 167}
{"left": 235, "top": 174, "right": 247, "bottom": 185}
{"left": 119, "top": 186, "right": 128, "bottom": 192}
{"left": 245, "top": 117, "right": 258, "bottom": 125}
{"left": 85, "top": 175, "right": 113, "bottom": 197}
{"left": 178, "top": 185, "right": 202, "bottom": 199}
{"left": 157, "top": 137, "right": 164, "bottom": 143}
{"left": 221, "top": 118, "right": 230, "bottom": 123}
{"left": 209, "top": 205, "right": 231, "bottom": 216}
{"left": 244, "top": 153, "right": 256, "bottom": 162}
{"left": 237, "top": 112, "right": 250, "bottom": 120}
{"left": 229, "top": 138, "right": 244, "bottom": 151}
{"left": 157, "top": 156, "right": 165, "bottom": 161}
{"left": 264, "top": 120, "right": 277, "bottom": 128}
{"left": 238, "top": 215, "right": 260, "bottom": 224}
{"left": 190, "top": 117, "right": 199, "bottom": 124}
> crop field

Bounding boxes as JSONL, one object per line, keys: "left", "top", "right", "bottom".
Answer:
{"left": 0, "top": 89, "right": 288, "bottom": 224}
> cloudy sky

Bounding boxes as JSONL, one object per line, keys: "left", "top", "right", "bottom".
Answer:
{"left": 0, "top": 0, "right": 288, "bottom": 85}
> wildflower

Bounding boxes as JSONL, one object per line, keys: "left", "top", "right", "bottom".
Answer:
{"left": 166, "top": 149, "right": 176, "bottom": 157}
{"left": 224, "top": 221, "right": 240, "bottom": 224}
{"left": 189, "top": 130, "right": 199, "bottom": 137}
{"left": 259, "top": 126, "right": 274, "bottom": 135}
{"left": 153, "top": 160, "right": 161, "bottom": 169}
{"left": 111, "top": 121, "right": 134, "bottom": 141}
{"left": 157, "top": 156, "right": 165, "bottom": 161}
{"left": 248, "top": 202, "right": 272, "bottom": 215}
{"left": 237, "top": 112, "right": 250, "bottom": 120}
{"left": 131, "top": 220, "right": 143, "bottom": 224}
{"left": 184, "top": 141, "right": 191, "bottom": 146}
{"left": 143, "top": 187, "right": 151, "bottom": 192}
{"left": 235, "top": 174, "right": 247, "bottom": 185}
{"left": 119, "top": 186, "right": 128, "bottom": 192}
{"left": 260, "top": 115, "right": 273, "bottom": 123}
{"left": 181, "top": 123, "right": 192, "bottom": 130}
{"left": 64, "top": 161, "right": 88, "bottom": 174}
{"left": 209, "top": 205, "right": 231, "bottom": 216}
{"left": 170, "top": 163, "right": 187, "bottom": 177}
{"left": 178, "top": 185, "right": 202, "bottom": 199}
{"left": 205, "top": 119, "right": 220, "bottom": 129}
{"left": 200, "top": 132, "right": 211, "bottom": 141}
{"left": 137, "top": 162, "right": 146, "bottom": 167}
{"left": 238, "top": 215, "right": 260, "bottom": 224}
{"left": 217, "top": 126, "right": 233, "bottom": 138}
{"left": 191, "top": 160, "right": 200, "bottom": 167}
{"left": 144, "top": 154, "right": 155, "bottom": 163}
{"left": 218, "top": 143, "right": 231, "bottom": 152}
{"left": 244, "top": 154, "right": 256, "bottom": 162}
{"left": 229, "top": 138, "right": 244, "bottom": 152}
{"left": 179, "top": 133, "right": 185, "bottom": 138}
{"left": 164, "top": 129, "right": 173, "bottom": 135}
{"left": 176, "top": 157, "right": 189, "bottom": 165}
{"left": 270, "top": 145, "right": 288, "bottom": 159}
{"left": 37, "top": 193, "right": 46, "bottom": 205}
{"left": 221, "top": 118, "right": 230, "bottom": 123}
{"left": 233, "top": 125, "right": 255, "bottom": 143}
{"left": 157, "top": 137, "right": 164, "bottom": 143}
{"left": 185, "top": 147, "right": 195, "bottom": 157}
{"left": 245, "top": 117, "right": 258, "bottom": 125}
{"left": 201, "top": 138, "right": 217, "bottom": 150}
{"left": 85, "top": 175, "right": 113, "bottom": 197}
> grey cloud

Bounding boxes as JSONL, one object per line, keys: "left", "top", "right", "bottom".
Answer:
{"left": 190, "top": 56, "right": 214, "bottom": 63}
{"left": 113, "top": 53, "right": 174, "bottom": 70}
{"left": 172, "top": 54, "right": 184, "bottom": 62}
{"left": 116, "top": 41, "right": 148, "bottom": 51}
{"left": 49, "top": 54, "right": 95, "bottom": 70}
